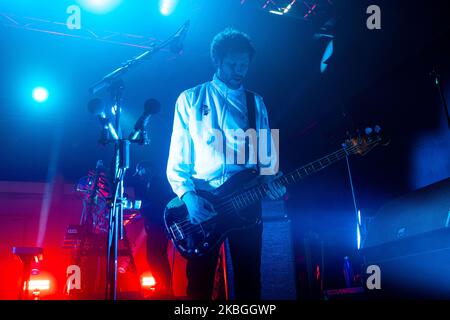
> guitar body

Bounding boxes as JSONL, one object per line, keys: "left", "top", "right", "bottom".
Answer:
{"left": 164, "top": 169, "right": 261, "bottom": 259}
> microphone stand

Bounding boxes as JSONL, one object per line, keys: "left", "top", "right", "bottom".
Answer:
{"left": 88, "top": 20, "right": 189, "bottom": 300}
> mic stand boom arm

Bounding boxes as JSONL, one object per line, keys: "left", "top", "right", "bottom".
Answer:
{"left": 89, "top": 20, "right": 190, "bottom": 95}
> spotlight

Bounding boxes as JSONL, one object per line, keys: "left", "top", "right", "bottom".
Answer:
{"left": 159, "top": 0, "right": 179, "bottom": 16}
{"left": 141, "top": 276, "right": 156, "bottom": 288}
{"left": 267, "top": 0, "right": 296, "bottom": 16}
{"left": 283, "top": 0, "right": 295, "bottom": 14}
{"left": 140, "top": 273, "right": 157, "bottom": 299}
{"left": 25, "top": 280, "right": 50, "bottom": 291}
{"left": 357, "top": 209, "right": 362, "bottom": 250}
{"left": 77, "top": 0, "right": 122, "bottom": 14}
{"left": 32, "top": 87, "right": 49, "bottom": 103}
{"left": 320, "top": 39, "right": 333, "bottom": 73}
{"left": 269, "top": 10, "right": 284, "bottom": 15}
{"left": 25, "top": 278, "right": 53, "bottom": 300}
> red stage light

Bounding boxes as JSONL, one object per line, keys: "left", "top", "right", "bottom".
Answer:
{"left": 141, "top": 275, "right": 156, "bottom": 288}
{"left": 25, "top": 280, "right": 50, "bottom": 291}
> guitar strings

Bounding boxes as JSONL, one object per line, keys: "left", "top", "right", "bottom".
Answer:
{"left": 175, "top": 140, "right": 377, "bottom": 236}
{"left": 175, "top": 142, "right": 373, "bottom": 237}
{"left": 185, "top": 144, "right": 354, "bottom": 217}
{"left": 177, "top": 140, "right": 373, "bottom": 229}
{"left": 173, "top": 140, "right": 379, "bottom": 237}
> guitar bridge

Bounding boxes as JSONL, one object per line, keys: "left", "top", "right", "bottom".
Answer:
{"left": 169, "top": 223, "right": 184, "bottom": 241}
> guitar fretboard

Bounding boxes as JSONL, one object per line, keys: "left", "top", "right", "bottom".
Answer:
{"left": 227, "top": 146, "right": 350, "bottom": 211}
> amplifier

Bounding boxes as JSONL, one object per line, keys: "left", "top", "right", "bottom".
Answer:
{"left": 363, "top": 177, "right": 450, "bottom": 248}
{"left": 261, "top": 201, "right": 297, "bottom": 300}
{"left": 361, "top": 177, "right": 450, "bottom": 298}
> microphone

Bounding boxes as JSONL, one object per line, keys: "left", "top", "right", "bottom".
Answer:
{"left": 170, "top": 20, "right": 190, "bottom": 54}
{"left": 87, "top": 98, "right": 119, "bottom": 142}
{"left": 129, "top": 98, "right": 161, "bottom": 142}
{"left": 88, "top": 98, "right": 109, "bottom": 129}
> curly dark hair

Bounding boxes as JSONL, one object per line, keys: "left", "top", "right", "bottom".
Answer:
{"left": 210, "top": 28, "right": 256, "bottom": 65}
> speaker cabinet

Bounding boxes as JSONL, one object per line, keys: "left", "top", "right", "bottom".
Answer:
{"left": 224, "top": 200, "right": 297, "bottom": 300}
{"left": 361, "top": 177, "right": 450, "bottom": 298}
{"left": 260, "top": 201, "right": 297, "bottom": 300}
{"left": 364, "top": 177, "right": 450, "bottom": 248}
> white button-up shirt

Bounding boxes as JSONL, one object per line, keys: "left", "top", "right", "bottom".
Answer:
{"left": 166, "top": 74, "right": 278, "bottom": 198}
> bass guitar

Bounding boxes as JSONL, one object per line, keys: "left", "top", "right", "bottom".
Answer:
{"left": 164, "top": 126, "right": 388, "bottom": 259}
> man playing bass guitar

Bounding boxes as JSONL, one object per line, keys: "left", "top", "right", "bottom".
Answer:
{"left": 166, "top": 28, "right": 286, "bottom": 300}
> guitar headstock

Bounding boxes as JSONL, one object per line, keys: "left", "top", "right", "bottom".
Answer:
{"left": 342, "top": 125, "right": 389, "bottom": 156}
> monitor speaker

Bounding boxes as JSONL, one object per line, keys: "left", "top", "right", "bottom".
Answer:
{"left": 361, "top": 177, "right": 450, "bottom": 298}
{"left": 363, "top": 177, "right": 450, "bottom": 248}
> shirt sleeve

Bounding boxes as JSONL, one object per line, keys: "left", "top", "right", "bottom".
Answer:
{"left": 166, "top": 91, "right": 196, "bottom": 199}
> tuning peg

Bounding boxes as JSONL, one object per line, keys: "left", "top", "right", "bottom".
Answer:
{"left": 356, "top": 129, "right": 362, "bottom": 142}
{"left": 343, "top": 131, "right": 351, "bottom": 145}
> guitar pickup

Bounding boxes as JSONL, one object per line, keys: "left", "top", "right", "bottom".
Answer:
{"left": 170, "top": 223, "right": 184, "bottom": 241}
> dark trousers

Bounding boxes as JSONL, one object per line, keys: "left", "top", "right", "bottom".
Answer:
{"left": 186, "top": 202, "right": 263, "bottom": 300}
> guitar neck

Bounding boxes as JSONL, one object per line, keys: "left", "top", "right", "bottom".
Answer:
{"left": 278, "top": 147, "right": 350, "bottom": 187}
{"left": 228, "top": 147, "right": 350, "bottom": 210}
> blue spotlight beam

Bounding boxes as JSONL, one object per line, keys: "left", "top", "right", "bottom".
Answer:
{"left": 345, "top": 155, "right": 362, "bottom": 251}
{"left": 159, "top": 0, "right": 179, "bottom": 16}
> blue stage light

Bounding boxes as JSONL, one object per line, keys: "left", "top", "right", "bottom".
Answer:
{"left": 159, "top": 0, "right": 179, "bottom": 16}
{"left": 320, "top": 39, "right": 333, "bottom": 73}
{"left": 77, "top": 0, "right": 122, "bottom": 14}
{"left": 357, "top": 209, "right": 361, "bottom": 250}
{"left": 269, "top": 10, "right": 284, "bottom": 16}
{"left": 32, "top": 87, "right": 49, "bottom": 103}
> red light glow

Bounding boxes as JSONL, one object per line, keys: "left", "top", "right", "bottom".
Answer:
{"left": 141, "top": 275, "right": 156, "bottom": 288}
{"left": 24, "top": 280, "right": 50, "bottom": 291}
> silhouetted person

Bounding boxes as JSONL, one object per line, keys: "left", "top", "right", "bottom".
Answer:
{"left": 131, "top": 161, "right": 173, "bottom": 297}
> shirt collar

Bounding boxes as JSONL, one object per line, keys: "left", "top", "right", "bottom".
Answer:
{"left": 212, "top": 73, "right": 244, "bottom": 95}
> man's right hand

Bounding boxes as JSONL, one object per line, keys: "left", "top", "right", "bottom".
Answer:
{"left": 181, "top": 191, "right": 217, "bottom": 225}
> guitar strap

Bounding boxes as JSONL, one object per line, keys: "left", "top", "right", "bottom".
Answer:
{"left": 245, "top": 90, "right": 259, "bottom": 170}
{"left": 245, "top": 90, "right": 256, "bottom": 131}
